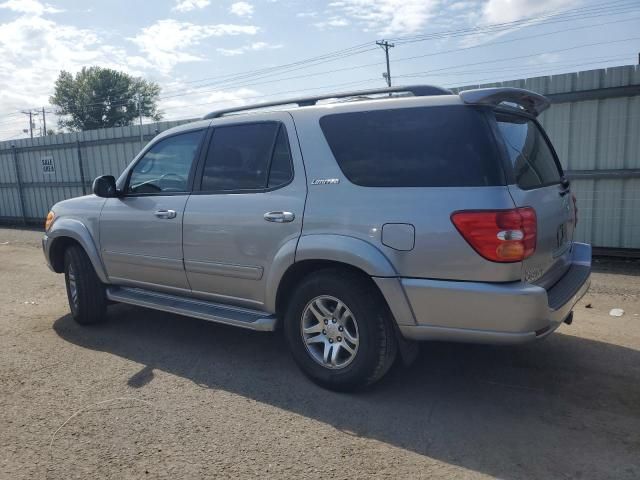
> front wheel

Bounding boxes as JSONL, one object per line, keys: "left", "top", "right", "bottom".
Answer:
{"left": 64, "top": 245, "right": 107, "bottom": 325}
{"left": 284, "top": 269, "right": 397, "bottom": 391}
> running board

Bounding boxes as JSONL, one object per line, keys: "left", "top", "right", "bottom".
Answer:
{"left": 106, "top": 286, "right": 277, "bottom": 332}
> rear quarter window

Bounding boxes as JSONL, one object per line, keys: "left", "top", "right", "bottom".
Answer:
{"left": 494, "top": 113, "right": 562, "bottom": 189}
{"left": 319, "top": 105, "right": 505, "bottom": 187}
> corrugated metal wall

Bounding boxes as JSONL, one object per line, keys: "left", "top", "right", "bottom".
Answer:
{"left": 457, "top": 65, "right": 640, "bottom": 251}
{"left": 0, "top": 119, "right": 191, "bottom": 223}
{"left": 1, "top": 65, "right": 639, "bottom": 250}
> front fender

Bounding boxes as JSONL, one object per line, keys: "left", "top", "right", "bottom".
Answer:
{"left": 45, "top": 218, "right": 109, "bottom": 283}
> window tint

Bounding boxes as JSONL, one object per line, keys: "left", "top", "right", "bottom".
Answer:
{"left": 268, "top": 127, "right": 293, "bottom": 188}
{"left": 128, "top": 130, "right": 204, "bottom": 194}
{"left": 495, "top": 114, "right": 562, "bottom": 189}
{"left": 319, "top": 106, "right": 504, "bottom": 187}
{"left": 201, "top": 122, "right": 293, "bottom": 191}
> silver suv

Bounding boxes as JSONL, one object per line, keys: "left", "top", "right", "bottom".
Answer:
{"left": 43, "top": 85, "right": 591, "bottom": 390}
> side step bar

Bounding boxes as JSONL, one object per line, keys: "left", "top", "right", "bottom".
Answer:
{"left": 106, "top": 286, "right": 277, "bottom": 332}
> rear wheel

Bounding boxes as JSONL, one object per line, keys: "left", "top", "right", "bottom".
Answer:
{"left": 284, "top": 269, "right": 397, "bottom": 391}
{"left": 64, "top": 245, "right": 107, "bottom": 325}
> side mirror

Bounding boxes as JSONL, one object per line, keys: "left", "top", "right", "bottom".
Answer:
{"left": 92, "top": 175, "right": 118, "bottom": 198}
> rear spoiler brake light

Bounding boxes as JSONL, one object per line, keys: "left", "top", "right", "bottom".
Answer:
{"left": 459, "top": 87, "right": 550, "bottom": 117}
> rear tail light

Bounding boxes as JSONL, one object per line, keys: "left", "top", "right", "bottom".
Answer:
{"left": 572, "top": 193, "right": 578, "bottom": 226}
{"left": 451, "top": 207, "right": 537, "bottom": 263}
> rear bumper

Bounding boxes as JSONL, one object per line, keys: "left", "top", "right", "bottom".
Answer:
{"left": 380, "top": 242, "right": 591, "bottom": 345}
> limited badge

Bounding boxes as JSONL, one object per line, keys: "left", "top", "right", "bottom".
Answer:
{"left": 311, "top": 178, "right": 340, "bottom": 185}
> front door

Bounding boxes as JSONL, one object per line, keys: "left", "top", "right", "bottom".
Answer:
{"left": 100, "top": 129, "right": 206, "bottom": 293}
{"left": 183, "top": 114, "right": 306, "bottom": 309}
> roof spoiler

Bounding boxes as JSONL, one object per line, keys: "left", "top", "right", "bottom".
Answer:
{"left": 459, "top": 87, "right": 550, "bottom": 116}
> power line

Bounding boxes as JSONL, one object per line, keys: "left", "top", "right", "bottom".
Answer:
{"left": 9, "top": 28, "right": 639, "bottom": 122}
{"left": 0, "top": 55, "right": 633, "bottom": 139}
{"left": 389, "top": 0, "right": 639, "bottom": 45}
{"left": 15, "top": 0, "right": 637, "bottom": 116}
{"left": 1, "top": 1, "right": 637, "bottom": 127}
{"left": 3, "top": 1, "right": 637, "bottom": 120}
{"left": 395, "top": 54, "right": 635, "bottom": 79}
{"left": 391, "top": 36, "right": 640, "bottom": 80}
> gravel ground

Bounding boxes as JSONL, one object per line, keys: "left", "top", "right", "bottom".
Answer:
{"left": 1, "top": 227, "right": 639, "bottom": 479}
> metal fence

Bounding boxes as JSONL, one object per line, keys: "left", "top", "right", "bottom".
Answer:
{"left": 0, "top": 119, "right": 192, "bottom": 224}
{"left": 455, "top": 64, "right": 640, "bottom": 252}
{"left": 1, "top": 65, "right": 639, "bottom": 251}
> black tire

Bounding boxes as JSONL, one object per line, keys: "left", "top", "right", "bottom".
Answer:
{"left": 284, "top": 269, "right": 397, "bottom": 391}
{"left": 64, "top": 245, "right": 107, "bottom": 325}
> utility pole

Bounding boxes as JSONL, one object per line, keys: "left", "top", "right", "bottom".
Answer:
{"left": 376, "top": 40, "right": 395, "bottom": 87}
{"left": 136, "top": 94, "right": 143, "bottom": 144}
{"left": 42, "top": 107, "right": 47, "bottom": 135}
{"left": 21, "top": 110, "right": 34, "bottom": 139}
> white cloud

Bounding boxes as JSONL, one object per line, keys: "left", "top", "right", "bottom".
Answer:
{"left": 229, "top": 1, "right": 254, "bottom": 17}
{"left": 326, "top": 0, "right": 437, "bottom": 35}
{"left": 482, "top": 0, "right": 580, "bottom": 24}
{"left": 129, "top": 20, "right": 258, "bottom": 72}
{"left": 314, "top": 16, "right": 350, "bottom": 29}
{"left": 0, "top": 14, "right": 137, "bottom": 138}
{"left": 173, "top": 0, "right": 210, "bottom": 12}
{"left": 448, "top": 1, "right": 475, "bottom": 11}
{"left": 0, "top": 0, "right": 62, "bottom": 15}
{"left": 296, "top": 11, "right": 318, "bottom": 18}
{"left": 160, "top": 87, "right": 260, "bottom": 119}
{"left": 526, "top": 52, "right": 561, "bottom": 65}
{"left": 217, "top": 41, "right": 282, "bottom": 56}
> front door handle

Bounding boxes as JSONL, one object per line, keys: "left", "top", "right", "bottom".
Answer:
{"left": 264, "top": 211, "right": 295, "bottom": 223}
{"left": 154, "top": 209, "right": 177, "bottom": 219}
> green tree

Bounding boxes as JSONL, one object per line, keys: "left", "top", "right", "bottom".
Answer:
{"left": 50, "top": 66, "right": 162, "bottom": 131}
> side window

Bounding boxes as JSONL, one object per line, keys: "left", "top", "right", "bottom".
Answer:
{"left": 127, "top": 130, "right": 204, "bottom": 194}
{"left": 319, "top": 106, "right": 504, "bottom": 187}
{"left": 201, "top": 122, "right": 293, "bottom": 191}
{"left": 268, "top": 126, "right": 294, "bottom": 188}
{"left": 495, "top": 115, "right": 562, "bottom": 189}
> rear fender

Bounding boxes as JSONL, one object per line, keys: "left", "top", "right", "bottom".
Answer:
{"left": 265, "top": 234, "right": 416, "bottom": 325}
{"left": 295, "top": 234, "right": 397, "bottom": 277}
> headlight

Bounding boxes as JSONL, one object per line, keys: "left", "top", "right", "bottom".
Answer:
{"left": 45, "top": 211, "right": 55, "bottom": 231}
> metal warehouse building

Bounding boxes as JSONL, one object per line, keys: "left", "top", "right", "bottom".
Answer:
{"left": 1, "top": 65, "right": 639, "bottom": 252}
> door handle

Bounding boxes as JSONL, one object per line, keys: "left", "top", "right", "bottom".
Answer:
{"left": 154, "top": 209, "right": 177, "bottom": 219}
{"left": 264, "top": 211, "right": 295, "bottom": 223}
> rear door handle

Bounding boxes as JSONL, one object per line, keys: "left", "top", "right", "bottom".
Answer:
{"left": 264, "top": 211, "right": 295, "bottom": 223}
{"left": 154, "top": 209, "right": 177, "bottom": 219}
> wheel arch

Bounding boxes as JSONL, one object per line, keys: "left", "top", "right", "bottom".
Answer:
{"left": 266, "top": 234, "right": 398, "bottom": 315}
{"left": 274, "top": 259, "right": 376, "bottom": 320}
{"left": 46, "top": 218, "right": 109, "bottom": 283}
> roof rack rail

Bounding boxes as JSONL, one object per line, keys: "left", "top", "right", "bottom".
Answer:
{"left": 203, "top": 84, "right": 452, "bottom": 119}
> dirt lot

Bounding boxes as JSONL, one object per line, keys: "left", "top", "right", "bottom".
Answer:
{"left": 1, "top": 227, "right": 639, "bottom": 479}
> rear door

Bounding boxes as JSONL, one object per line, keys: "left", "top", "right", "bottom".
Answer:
{"left": 493, "top": 111, "right": 575, "bottom": 288}
{"left": 182, "top": 114, "right": 306, "bottom": 310}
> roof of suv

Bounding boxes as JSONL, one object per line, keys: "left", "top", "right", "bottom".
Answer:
{"left": 153, "top": 85, "right": 550, "bottom": 142}
{"left": 203, "top": 85, "right": 454, "bottom": 119}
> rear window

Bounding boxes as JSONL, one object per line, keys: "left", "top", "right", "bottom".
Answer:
{"left": 495, "top": 113, "right": 562, "bottom": 189}
{"left": 319, "top": 106, "right": 504, "bottom": 187}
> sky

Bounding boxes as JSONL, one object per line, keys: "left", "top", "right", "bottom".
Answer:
{"left": 0, "top": 0, "right": 638, "bottom": 140}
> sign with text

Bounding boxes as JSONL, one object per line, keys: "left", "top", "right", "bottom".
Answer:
{"left": 41, "top": 156, "right": 55, "bottom": 174}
